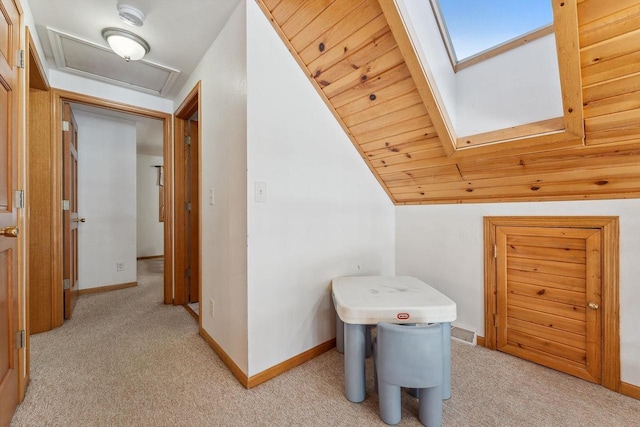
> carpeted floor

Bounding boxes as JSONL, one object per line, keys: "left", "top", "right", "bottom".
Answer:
{"left": 11, "top": 259, "right": 640, "bottom": 426}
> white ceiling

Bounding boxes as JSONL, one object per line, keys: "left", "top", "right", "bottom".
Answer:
{"left": 29, "top": 0, "right": 242, "bottom": 100}
{"left": 29, "top": 0, "right": 236, "bottom": 155}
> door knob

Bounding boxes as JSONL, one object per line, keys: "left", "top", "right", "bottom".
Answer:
{"left": 0, "top": 226, "right": 18, "bottom": 237}
{"left": 588, "top": 302, "right": 599, "bottom": 310}
{"left": 73, "top": 218, "right": 86, "bottom": 223}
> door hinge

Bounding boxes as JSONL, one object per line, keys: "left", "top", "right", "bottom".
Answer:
{"left": 184, "top": 135, "right": 191, "bottom": 146}
{"left": 185, "top": 202, "right": 191, "bottom": 212}
{"left": 15, "top": 190, "right": 24, "bottom": 209}
{"left": 62, "top": 120, "right": 70, "bottom": 132}
{"left": 185, "top": 268, "right": 191, "bottom": 278}
{"left": 63, "top": 279, "right": 70, "bottom": 290}
{"left": 63, "top": 199, "right": 70, "bottom": 211}
{"left": 16, "top": 330, "right": 26, "bottom": 349}
{"left": 17, "top": 49, "right": 25, "bottom": 69}
{"left": 494, "top": 244, "right": 497, "bottom": 259}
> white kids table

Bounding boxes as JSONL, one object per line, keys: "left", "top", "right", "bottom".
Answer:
{"left": 332, "top": 276, "right": 457, "bottom": 403}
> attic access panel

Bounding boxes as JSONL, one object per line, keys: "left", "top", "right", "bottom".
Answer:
{"left": 47, "top": 27, "right": 180, "bottom": 97}
{"left": 431, "top": 0, "right": 553, "bottom": 65}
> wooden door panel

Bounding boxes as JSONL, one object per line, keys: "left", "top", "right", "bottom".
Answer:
{"left": 507, "top": 269, "right": 586, "bottom": 291}
{"left": 496, "top": 225, "right": 602, "bottom": 384}
{"left": 63, "top": 103, "right": 79, "bottom": 319}
{"left": 506, "top": 243, "right": 587, "bottom": 264}
{"left": 188, "top": 120, "right": 199, "bottom": 304}
{"left": 507, "top": 257, "right": 587, "bottom": 278}
{"left": 0, "top": 81, "right": 8, "bottom": 207}
{"left": 507, "top": 292, "right": 586, "bottom": 320}
{"left": 507, "top": 317, "right": 586, "bottom": 350}
{"left": 507, "top": 280, "right": 587, "bottom": 306}
{"left": 174, "top": 101, "right": 200, "bottom": 307}
{"left": 584, "top": 231, "right": 602, "bottom": 381}
{"left": 506, "top": 234, "right": 586, "bottom": 250}
{"left": 507, "top": 305, "right": 586, "bottom": 335}
{"left": 506, "top": 329, "right": 586, "bottom": 364}
{"left": 501, "top": 342, "right": 593, "bottom": 381}
{"left": 0, "top": 249, "right": 12, "bottom": 376}
{"left": 0, "top": 0, "right": 19, "bottom": 423}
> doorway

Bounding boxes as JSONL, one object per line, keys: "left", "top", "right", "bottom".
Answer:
{"left": 484, "top": 216, "right": 620, "bottom": 392}
{"left": 27, "top": 89, "right": 174, "bottom": 336}
{"left": 174, "top": 82, "right": 201, "bottom": 317}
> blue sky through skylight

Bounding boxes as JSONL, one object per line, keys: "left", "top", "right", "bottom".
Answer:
{"left": 437, "top": 0, "right": 553, "bottom": 61}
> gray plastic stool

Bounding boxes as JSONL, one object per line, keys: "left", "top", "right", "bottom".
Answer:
{"left": 374, "top": 322, "right": 443, "bottom": 426}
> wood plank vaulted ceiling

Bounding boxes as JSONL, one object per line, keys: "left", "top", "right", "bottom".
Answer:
{"left": 256, "top": 0, "right": 640, "bottom": 204}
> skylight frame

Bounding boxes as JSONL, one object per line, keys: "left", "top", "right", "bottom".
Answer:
{"left": 428, "top": 0, "right": 555, "bottom": 72}
{"left": 378, "top": 0, "right": 584, "bottom": 158}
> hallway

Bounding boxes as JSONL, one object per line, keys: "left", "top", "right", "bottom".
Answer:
{"left": 11, "top": 260, "right": 640, "bottom": 426}
{"left": 10, "top": 259, "right": 379, "bottom": 425}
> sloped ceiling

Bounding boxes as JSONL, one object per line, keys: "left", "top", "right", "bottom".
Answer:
{"left": 256, "top": 0, "right": 640, "bottom": 204}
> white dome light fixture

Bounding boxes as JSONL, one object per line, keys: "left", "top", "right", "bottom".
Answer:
{"left": 117, "top": 4, "right": 145, "bottom": 27}
{"left": 102, "top": 27, "right": 150, "bottom": 62}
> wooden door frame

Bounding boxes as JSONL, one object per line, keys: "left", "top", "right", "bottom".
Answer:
{"left": 48, "top": 90, "right": 174, "bottom": 310}
{"left": 173, "top": 82, "right": 201, "bottom": 313}
{"left": 484, "top": 216, "right": 619, "bottom": 392}
{"left": 24, "top": 26, "right": 50, "bottom": 398}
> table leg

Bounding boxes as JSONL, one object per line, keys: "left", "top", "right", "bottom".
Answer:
{"left": 336, "top": 312, "right": 344, "bottom": 354}
{"left": 442, "top": 322, "right": 451, "bottom": 400}
{"left": 344, "top": 323, "right": 366, "bottom": 402}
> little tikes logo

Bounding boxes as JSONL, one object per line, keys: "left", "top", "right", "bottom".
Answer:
{"left": 396, "top": 312, "right": 410, "bottom": 320}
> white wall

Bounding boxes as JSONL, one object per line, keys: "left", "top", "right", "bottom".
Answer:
{"left": 397, "top": 0, "right": 456, "bottom": 125}
{"left": 395, "top": 200, "right": 640, "bottom": 387}
{"left": 23, "top": 1, "right": 48, "bottom": 82}
{"left": 455, "top": 34, "right": 563, "bottom": 136}
{"left": 397, "top": 0, "right": 563, "bottom": 136}
{"left": 75, "top": 111, "right": 137, "bottom": 289}
{"left": 246, "top": 1, "right": 396, "bottom": 376}
{"left": 136, "top": 154, "right": 164, "bottom": 258}
{"left": 173, "top": 1, "right": 249, "bottom": 373}
{"left": 49, "top": 69, "right": 173, "bottom": 114}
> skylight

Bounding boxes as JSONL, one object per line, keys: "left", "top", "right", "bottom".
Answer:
{"left": 432, "top": 0, "right": 554, "bottom": 63}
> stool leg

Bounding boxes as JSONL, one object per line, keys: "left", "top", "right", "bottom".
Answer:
{"left": 336, "top": 313, "right": 344, "bottom": 354}
{"left": 418, "top": 385, "right": 443, "bottom": 427}
{"left": 379, "top": 382, "right": 402, "bottom": 425}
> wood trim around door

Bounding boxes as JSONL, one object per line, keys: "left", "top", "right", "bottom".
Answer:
{"left": 173, "top": 82, "right": 201, "bottom": 312}
{"left": 484, "top": 216, "right": 620, "bottom": 392}
{"left": 48, "top": 89, "right": 174, "bottom": 307}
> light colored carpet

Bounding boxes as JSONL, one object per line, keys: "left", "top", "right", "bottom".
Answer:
{"left": 12, "top": 259, "right": 640, "bottom": 426}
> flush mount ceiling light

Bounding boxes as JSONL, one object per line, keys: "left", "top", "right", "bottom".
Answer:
{"left": 117, "top": 4, "right": 145, "bottom": 27}
{"left": 102, "top": 27, "right": 150, "bottom": 62}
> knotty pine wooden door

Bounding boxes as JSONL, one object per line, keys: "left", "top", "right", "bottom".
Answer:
{"left": 0, "top": 0, "right": 21, "bottom": 423}
{"left": 495, "top": 225, "right": 602, "bottom": 383}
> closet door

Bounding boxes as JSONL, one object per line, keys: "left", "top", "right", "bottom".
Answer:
{"left": 495, "top": 225, "right": 602, "bottom": 383}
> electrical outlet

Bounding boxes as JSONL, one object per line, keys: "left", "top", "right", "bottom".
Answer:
{"left": 209, "top": 298, "right": 214, "bottom": 317}
{"left": 116, "top": 262, "right": 125, "bottom": 272}
{"left": 255, "top": 182, "right": 267, "bottom": 202}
